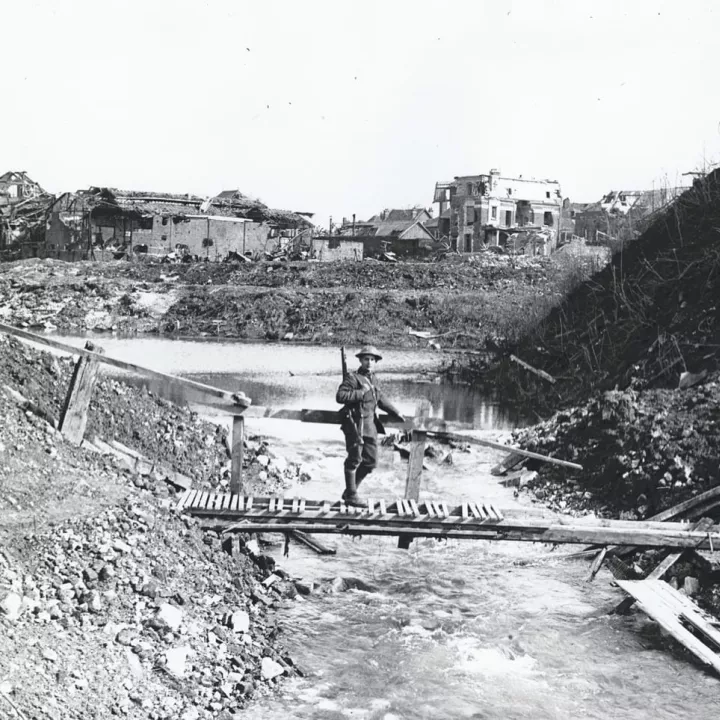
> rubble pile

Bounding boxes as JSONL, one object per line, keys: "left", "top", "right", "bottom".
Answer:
{"left": 0, "top": 334, "right": 307, "bottom": 719}
{"left": 0, "top": 251, "right": 597, "bottom": 347}
{"left": 0, "top": 496, "right": 298, "bottom": 720}
{"left": 511, "top": 382, "right": 720, "bottom": 519}
{"left": 0, "top": 334, "right": 306, "bottom": 493}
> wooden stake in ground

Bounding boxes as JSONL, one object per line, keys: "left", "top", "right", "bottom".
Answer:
{"left": 59, "top": 341, "right": 105, "bottom": 446}
{"left": 229, "top": 415, "right": 245, "bottom": 494}
{"left": 398, "top": 429, "right": 427, "bottom": 550}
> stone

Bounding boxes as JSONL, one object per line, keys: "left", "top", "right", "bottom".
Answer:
{"left": 228, "top": 610, "right": 250, "bottom": 633}
{"left": 261, "top": 657, "right": 285, "bottom": 680}
{"left": 42, "top": 648, "right": 59, "bottom": 662}
{"left": 165, "top": 647, "right": 192, "bottom": 678}
{"left": 0, "top": 592, "right": 23, "bottom": 620}
{"left": 156, "top": 603, "right": 183, "bottom": 631}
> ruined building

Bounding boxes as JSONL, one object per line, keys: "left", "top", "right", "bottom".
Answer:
{"left": 433, "top": 169, "right": 563, "bottom": 255}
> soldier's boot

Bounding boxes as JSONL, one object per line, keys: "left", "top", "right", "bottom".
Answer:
{"left": 355, "top": 466, "right": 370, "bottom": 491}
{"left": 342, "top": 470, "right": 364, "bottom": 507}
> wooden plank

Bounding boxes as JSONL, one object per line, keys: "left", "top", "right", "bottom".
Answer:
{"left": 185, "top": 489, "right": 200, "bottom": 508}
{"left": 379, "top": 499, "right": 387, "bottom": 516}
{"left": 220, "top": 493, "right": 230, "bottom": 510}
{"left": 587, "top": 547, "right": 608, "bottom": 582}
{"left": 230, "top": 494, "right": 240, "bottom": 511}
{"left": 268, "top": 497, "right": 275, "bottom": 512}
{"left": 441, "top": 502, "right": 450, "bottom": 519}
{"left": 0, "top": 322, "right": 251, "bottom": 408}
{"left": 59, "top": 341, "right": 105, "bottom": 446}
{"left": 197, "top": 491, "right": 209, "bottom": 509}
{"left": 425, "top": 430, "right": 583, "bottom": 471}
{"left": 246, "top": 497, "right": 254, "bottom": 511}
{"left": 617, "top": 579, "right": 720, "bottom": 674}
{"left": 292, "top": 498, "right": 299, "bottom": 514}
{"left": 510, "top": 354, "right": 556, "bottom": 384}
{"left": 490, "top": 452, "right": 526, "bottom": 476}
{"left": 289, "top": 530, "right": 336, "bottom": 555}
{"left": 461, "top": 502, "right": 469, "bottom": 519}
{"left": 405, "top": 430, "right": 427, "bottom": 501}
{"left": 367, "top": 498, "right": 375, "bottom": 514}
{"left": 321, "top": 501, "right": 331, "bottom": 514}
{"left": 299, "top": 499, "right": 306, "bottom": 513}
{"left": 230, "top": 415, "right": 245, "bottom": 494}
{"left": 409, "top": 499, "right": 421, "bottom": 517}
{"left": 489, "top": 503, "right": 504, "bottom": 521}
{"left": 176, "top": 489, "right": 193, "bottom": 510}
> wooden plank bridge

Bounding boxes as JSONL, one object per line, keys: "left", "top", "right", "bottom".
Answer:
{"left": 178, "top": 490, "right": 720, "bottom": 549}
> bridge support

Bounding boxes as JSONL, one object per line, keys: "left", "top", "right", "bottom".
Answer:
{"left": 230, "top": 415, "right": 245, "bottom": 494}
{"left": 398, "top": 429, "right": 427, "bottom": 550}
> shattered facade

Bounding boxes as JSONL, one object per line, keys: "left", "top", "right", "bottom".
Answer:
{"left": 45, "top": 188, "right": 313, "bottom": 261}
{"left": 435, "top": 170, "right": 563, "bottom": 255}
{"left": 0, "top": 171, "right": 53, "bottom": 259}
{"left": 575, "top": 187, "right": 686, "bottom": 245}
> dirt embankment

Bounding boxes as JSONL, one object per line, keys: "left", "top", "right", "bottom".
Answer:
{"left": 0, "top": 250, "right": 605, "bottom": 350}
{"left": 0, "top": 334, "right": 310, "bottom": 720}
{"left": 481, "top": 172, "right": 720, "bottom": 611}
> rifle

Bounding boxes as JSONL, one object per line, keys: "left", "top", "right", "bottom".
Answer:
{"left": 339, "top": 346, "right": 363, "bottom": 445}
{"left": 340, "top": 346, "right": 348, "bottom": 379}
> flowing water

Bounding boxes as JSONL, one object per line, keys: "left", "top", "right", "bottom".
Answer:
{"left": 48, "top": 336, "right": 720, "bottom": 718}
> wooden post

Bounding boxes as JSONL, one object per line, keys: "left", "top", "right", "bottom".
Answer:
{"left": 230, "top": 415, "right": 245, "bottom": 494}
{"left": 398, "top": 429, "right": 426, "bottom": 550}
{"left": 59, "top": 341, "right": 104, "bottom": 446}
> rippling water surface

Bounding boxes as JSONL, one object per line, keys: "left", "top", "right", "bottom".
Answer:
{"left": 47, "top": 336, "right": 720, "bottom": 718}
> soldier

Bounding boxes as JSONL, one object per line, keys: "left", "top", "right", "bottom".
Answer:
{"left": 336, "top": 345, "right": 405, "bottom": 506}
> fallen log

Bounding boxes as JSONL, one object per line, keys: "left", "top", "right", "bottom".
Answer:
{"left": 289, "top": 530, "right": 336, "bottom": 555}
{"left": 510, "top": 355, "right": 556, "bottom": 384}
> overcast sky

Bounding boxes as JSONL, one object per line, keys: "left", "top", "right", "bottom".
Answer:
{"left": 4, "top": 0, "right": 719, "bottom": 227}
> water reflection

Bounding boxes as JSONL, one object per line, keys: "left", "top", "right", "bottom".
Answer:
{"left": 47, "top": 335, "right": 526, "bottom": 430}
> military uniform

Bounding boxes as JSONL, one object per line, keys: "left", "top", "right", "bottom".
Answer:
{"left": 336, "top": 346, "right": 403, "bottom": 505}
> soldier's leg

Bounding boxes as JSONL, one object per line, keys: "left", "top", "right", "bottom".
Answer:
{"left": 342, "top": 437, "right": 364, "bottom": 506}
{"left": 355, "top": 437, "right": 377, "bottom": 489}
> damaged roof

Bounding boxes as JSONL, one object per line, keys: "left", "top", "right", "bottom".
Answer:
{"left": 63, "top": 187, "right": 312, "bottom": 228}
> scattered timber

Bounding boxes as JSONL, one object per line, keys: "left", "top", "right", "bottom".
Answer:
{"left": 616, "top": 579, "right": 720, "bottom": 676}
{"left": 424, "top": 430, "right": 583, "bottom": 471}
{"left": 289, "top": 530, "right": 336, "bottom": 555}
{"left": 0, "top": 322, "right": 251, "bottom": 408}
{"left": 510, "top": 354, "right": 556, "bottom": 384}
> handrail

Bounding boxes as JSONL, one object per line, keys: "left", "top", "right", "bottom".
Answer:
{"left": 0, "top": 322, "right": 251, "bottom": 408}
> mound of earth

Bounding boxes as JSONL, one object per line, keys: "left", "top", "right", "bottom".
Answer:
{"left": 0, "top": 334, "right": 306, "bottom": 719}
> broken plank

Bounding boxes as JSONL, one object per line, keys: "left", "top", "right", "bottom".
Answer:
{"left": 617, "top": 579, "right": 720, "bottom": 675}
{"left": 510, "top": 354, "right": 556, "bottom": 384}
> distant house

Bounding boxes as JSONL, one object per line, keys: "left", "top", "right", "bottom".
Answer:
{"left": 338, "top": 208, "right": 435, "bottom": 241}
{"left": 0, "top": 171, "right": 53, "bottom": 258}
{"left": 310, "top": 236, "right": 364, "bottom": 261}
{"left": 435, "top": 169, "right": 563, "bottom": 255}
{"left": 0, "top": 171, "right": 45, "bottom": 207}
{"left": 574, "top": 188, "right": 686, "bottom": 244}
{"left": 45, "top": 187, "right": 312, "bottom": 261}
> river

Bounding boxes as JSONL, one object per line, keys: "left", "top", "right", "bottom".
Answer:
{"left": 49, "top": 336, "right": 720, "bottom": 719}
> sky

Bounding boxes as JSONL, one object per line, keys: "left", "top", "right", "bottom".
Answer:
{"left": 3, "top": 0, "right": 720, "bottom": 228}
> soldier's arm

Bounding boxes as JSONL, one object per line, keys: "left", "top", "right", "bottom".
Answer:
{"left": 336, "top": 375, "right": 365, "bottom": 404}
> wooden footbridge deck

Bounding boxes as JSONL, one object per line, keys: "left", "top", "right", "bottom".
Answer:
{"left": 178, "top": 490, "right": 720, "bottom": 549}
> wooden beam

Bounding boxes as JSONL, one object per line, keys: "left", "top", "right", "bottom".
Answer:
{"left": 425, "top": 431, "right": 583, "bottom": 470}
{"left": 399, "top": 429, "right": 427, "bottom": 550}
{"left": 616, "top": 579, "right": 720, "bottom": 675}
{"left": 510, "top": 354, "right": 556, "bottom": 384}
{"left": 229, "top": 415, "right": 245, "bottom": 494}
{"left": 290, "top": 530, "right": 336, "bottom": 555}
{"left": 0, "top": 322, "right": 251, "bottom": 408}
{"left": 59, "top": 341, "right": 104, "bottom": 445}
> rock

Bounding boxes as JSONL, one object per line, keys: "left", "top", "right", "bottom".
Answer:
{"left": 228, "top": 610, "right": 250, "bottom": 633}
{"left": 116, "top": 628, "right": 136, "bottom": 646}
{"left": 155, "top": 603, "right": 183, "bottom": 631}
{"left": 261, "top": 657, "right": 285, "bottom": 680}
{"left": 0, "top": 592, "right": 23, "bottom": 620}
{"left": 42, "top": 648, "right": 59, "bottom": 662}
{"left": 164, "top": 646, "right": 192, "bottom": 678}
